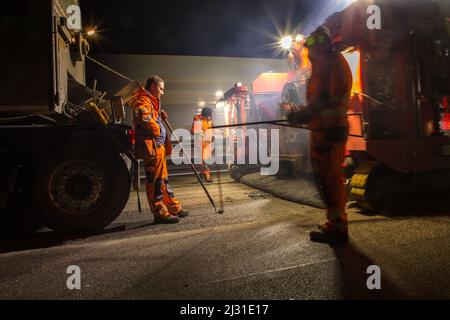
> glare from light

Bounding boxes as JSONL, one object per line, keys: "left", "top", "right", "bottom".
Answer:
{"left": 86, "top": 29, "right": 96, "bottom": 37}
{"left": 280, "top": 35, "right": 293, "bottom": 50}
{"left": 216, "top": 101, "right": 225, "bottom": 109}
{"left": 301, "top": 0, "right": 359, "bottom": 35}
{"left": 338, "top": 0, "right": 358, "bottom": 5}
{"left": 215, "top": 91, "right": 224, "bottom": 98}
{"left": 236, "top": 82, "right": 243, "bottom": 88}
{"left": 198, "top": 101, "right": 206, "bottom": 108}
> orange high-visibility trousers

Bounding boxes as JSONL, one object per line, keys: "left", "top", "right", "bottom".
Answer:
{"left": 202, "top": 141, "right": 212, "bottom": 176}
{"left": 144, "top": 145, "right": 182, "bottom": 218}
{"left": 192, "top": 116, "right": 213, "bottom": 177}
{"left": 310, "top": 129, "right": 348, "bottom": 234}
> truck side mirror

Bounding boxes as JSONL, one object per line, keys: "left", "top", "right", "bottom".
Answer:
{"left": 111, "top": 96, "right": 125, "bottom": 124}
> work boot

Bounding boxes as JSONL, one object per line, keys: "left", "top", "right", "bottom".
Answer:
{"left": 203, "top": 173, "right": 214, "bottom": 183}
{"left": 173, "top": 210, "right": 190, "bottom": 218}
{"left": 309, "top": 229, "right": 349, "bottom": 244}
{"left": 318, "top": 221, "right": 348, "bottom": 235}
{"left": 318, "top": 222, "right": 333, "bottom": 232}
{"left": 154, "top": 215, "right": 180, "bottom": 224}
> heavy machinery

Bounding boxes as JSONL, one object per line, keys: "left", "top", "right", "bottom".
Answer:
{"left": 219, "top": 83, "right": 251, "bottom": 173}
{"left": 280, "top": 0, "right": 450, "bottom": 209}
{"left": 220, "top": 75, "right": 312, "bottom": 177}
{"left": 0, "top": 0, "right": 136, "bottom": 233}
{"left": 222, "top": 0, "right": 450, "bottom": 209}
{"left": 323, "top": 0, "right": 450, "bottom": 209}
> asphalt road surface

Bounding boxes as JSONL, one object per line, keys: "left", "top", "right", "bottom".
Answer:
{"left": 0, "top": 175, "right": 449, "bottom": 300}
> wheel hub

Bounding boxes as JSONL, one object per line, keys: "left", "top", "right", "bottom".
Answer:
{"left": 50, "top": 161, "right": 107, "bottom": 215}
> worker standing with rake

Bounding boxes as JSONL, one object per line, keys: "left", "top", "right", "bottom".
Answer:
{"left": 132, "top": 75, "right": 190, "bottom": 224}
{"left": 283, "top": 27, "right": 353, "bottom": 244}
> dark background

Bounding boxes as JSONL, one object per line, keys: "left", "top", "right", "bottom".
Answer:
{"left": 80, "top": 0, "right": 330, "bottom": 58}
{"left": 79, "top": 0, "right": 353, "bottom": 129}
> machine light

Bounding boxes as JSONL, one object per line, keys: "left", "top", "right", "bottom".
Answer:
{"left": 84, "top": 27, "right": 97, "bottom": 37}
{"left": 280, "top": 35, "right": 293, "bottom": 50}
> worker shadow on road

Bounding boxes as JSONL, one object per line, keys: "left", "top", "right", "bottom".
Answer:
{"left": 331, "top": 242, "right": 410, "bottom": 300}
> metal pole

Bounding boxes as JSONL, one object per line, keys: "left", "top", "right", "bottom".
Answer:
{"left": 212, "top": 120, "right": 290, "bottom": 129}
{"left": 212, "top": 121, "right": 364, "bottom": 138}
{"left": 212, "top": 120, "right": 311, "bottom": 130}
{"left": 164, "top": 119, "right": 224, "bottom": 214}
{"left": 132, "top": 160, "right": 143, "bottom": 214}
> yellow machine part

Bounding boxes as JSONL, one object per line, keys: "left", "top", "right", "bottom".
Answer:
{"left": 87, "top": 103, "right": 110, "bottom": 126}
{"left": 349, "top": 161, "right": 450, "bottom": 209}
{"left": 350, "top": 161, "right": 379, "bottom": 209}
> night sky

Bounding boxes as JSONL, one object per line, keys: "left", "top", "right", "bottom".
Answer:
{"left": 80, "top": 0, "right": 330, "bottom": 58}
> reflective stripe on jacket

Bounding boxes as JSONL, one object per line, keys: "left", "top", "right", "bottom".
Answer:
{"left": 131, "top": 87, "right": 162, "bottom": 159}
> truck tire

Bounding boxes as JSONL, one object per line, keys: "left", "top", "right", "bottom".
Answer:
{"left": 35, "top": 149, "right": 131, "bottom": 233}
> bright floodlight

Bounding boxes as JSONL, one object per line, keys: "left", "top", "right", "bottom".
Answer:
{"left": 215, "top": 91, "right": 224, "bottom": 98}
{"left": 280, "top": 35, "right": 293, "bottom": 50}
{"left": 86, "top": 29, "right": 96, "bottom": 37}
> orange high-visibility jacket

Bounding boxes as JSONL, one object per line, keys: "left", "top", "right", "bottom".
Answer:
{"left": 191, "top": 114, "right": 212, "bottom": 136}
{"left": 306, "top": 52, "right": 352, "bottom": 131}
{"left": 131, "top": 87, "right": 162, "bottom": 159}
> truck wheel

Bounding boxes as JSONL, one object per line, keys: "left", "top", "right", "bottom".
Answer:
{"left": 35, "top": 150, "right": 131, "bottom": 233}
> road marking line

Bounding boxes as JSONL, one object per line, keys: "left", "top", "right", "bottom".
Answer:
{"left": 207, "top": 258, "right": 337, "bottom": 285}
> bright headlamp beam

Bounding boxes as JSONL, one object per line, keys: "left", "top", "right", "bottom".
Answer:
{"left": 280, "top": 35, "right": 293, "bottom": 50}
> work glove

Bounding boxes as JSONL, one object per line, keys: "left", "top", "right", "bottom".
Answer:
{"left": 286, "top": 104, "right": 310, "bottom": 125}
{"left": 161, "top": 110, "right": 168, "bottom": 121}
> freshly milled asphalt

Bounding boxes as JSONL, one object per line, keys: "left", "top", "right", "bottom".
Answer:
{"left": 0, "top": 175, "right": 449, "bottom": 300}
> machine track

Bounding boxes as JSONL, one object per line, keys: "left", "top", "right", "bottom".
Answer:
{"left": 350, "top": 161, "right": 450, "bottom": 210}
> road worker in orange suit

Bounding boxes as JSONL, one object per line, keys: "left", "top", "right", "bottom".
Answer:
{"left": 283, "top": 26, "right": 352, "bottom": 243}
{"left": 191, "top": 107, "right": 214, "bottom": 183}
{"left": 132, "top": 75, "right": 189, "bottom": 224}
